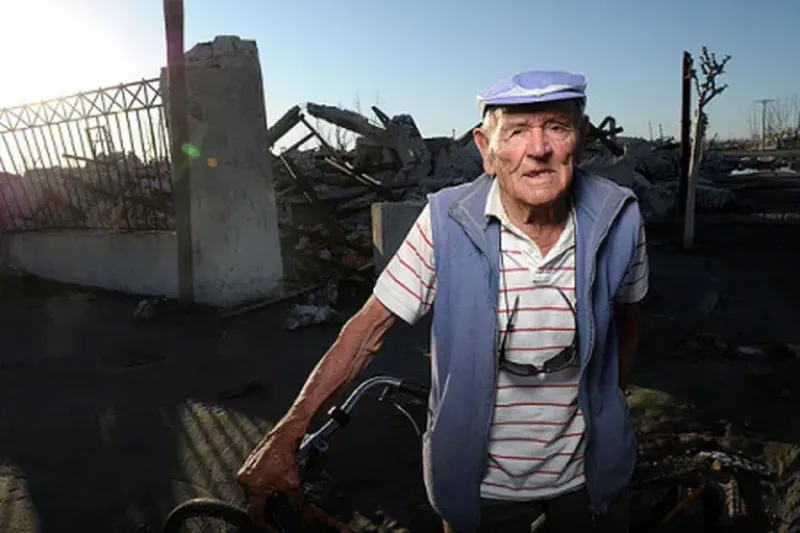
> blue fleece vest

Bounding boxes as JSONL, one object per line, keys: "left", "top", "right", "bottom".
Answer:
{"left": 421, "top": 169, "right": 641, "bottom": 533}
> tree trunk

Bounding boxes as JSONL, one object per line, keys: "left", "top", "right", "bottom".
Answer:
{"left": 683, "top": 109, "right": 704, "bottom": 249}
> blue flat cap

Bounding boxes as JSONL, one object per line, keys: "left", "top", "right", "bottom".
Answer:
{"left": 477, "top": 70, "right": 587, "bottom": 116}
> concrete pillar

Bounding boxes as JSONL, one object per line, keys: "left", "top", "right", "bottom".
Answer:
{"left": 162, "top": 36, "right": 283, "bottom": 306}
{"left": 371, "top": 200, "right": 426, "bottom": 275}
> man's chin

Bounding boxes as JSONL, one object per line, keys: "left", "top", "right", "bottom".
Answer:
{"left": 519, "top": 187, "right": 567, "bottom": 208}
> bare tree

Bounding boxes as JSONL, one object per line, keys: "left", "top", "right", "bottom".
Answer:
{"left": 747, "top": 106, "right": 760, "bottom": 143}
{"left": 766, "top": 94, "right": 800, "bottom": 145}
{"left": 684, "top": 46, "right": 731, "bottom": 249}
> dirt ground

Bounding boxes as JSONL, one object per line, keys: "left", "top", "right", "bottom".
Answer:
{"left": 1, "top": 212, "right": 799, "bottom": 532}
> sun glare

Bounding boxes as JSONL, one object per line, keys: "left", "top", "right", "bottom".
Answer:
{"left": 0, "top": 0, "right": 125, "bottom": 107}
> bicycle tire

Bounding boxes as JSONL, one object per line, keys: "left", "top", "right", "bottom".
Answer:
{"left": 162, "top": 497, "right": 261, "bottom": 533}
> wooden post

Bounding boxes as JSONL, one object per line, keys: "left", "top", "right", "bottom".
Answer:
{"left": 681, "top": 46, "right": 730, "bottom": 250}
{"left": 678, "top": 52, "right": 693, "bottom": 220}
{"left": 683, "top": 110, "right": 703, "bottom": 249}
{"left": 163, "top": 0, "right": 194, "bottom": 303}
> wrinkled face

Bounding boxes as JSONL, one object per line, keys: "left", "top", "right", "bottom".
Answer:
{"left": 473, "top": 101, "right": 588, "bottom": 208}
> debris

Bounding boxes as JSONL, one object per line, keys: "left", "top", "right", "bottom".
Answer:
{"left": 269, "top": 103, "right": 482, "bottom": 284}
{"left": 132, "top": 297, "right": 173, "bottom": 322}
{"left": 694, "top": 282, "right": 721, "bottom": 320}
{"left": 733, "top": 346, "right": 766, "bottom": 359}
{"left": 694, "top": 450, "right": 769, "bottom": 475}
{"left": 260, "top": 101, "right": 758, "bottom": 300}
{"left": 218, "top": 380, "right": 264, "bottom": 400}
{"left": 283, "top": 280, "right": 343, "bottom": 331}
{"left": 114, "top": 348, "right": 166, "bottom": 369}
{"left": 0, "top": 152, "right": 173, "bottom": 231}
{"left": 133, "top": 299, "right": 161, "bottom": 321}
{"left": 284, "top": 304, "right": 342, "bottom": 331}
{"left": 579, "top": 141, "right": 734, "bottom": 221}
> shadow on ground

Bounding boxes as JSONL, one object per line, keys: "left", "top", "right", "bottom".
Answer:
{"left": 0, "top": 221, "right": 798, "bottom": 533}
{"left": 0, "top": 276, "right": 435, "bottom": 533}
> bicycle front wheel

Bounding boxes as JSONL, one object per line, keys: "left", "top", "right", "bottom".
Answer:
{"left": 162, "top": 498, "right": 260, "bottom": 533}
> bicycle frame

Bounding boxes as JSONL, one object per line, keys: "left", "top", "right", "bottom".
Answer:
{"left": 249, "top": 375, "right": 429, "bottom": 532}
{"left": 164, "top": 372, "right": 761, "bottom": 533}
{"left": 297, "top": 375, "right": 428, "bottom": 467}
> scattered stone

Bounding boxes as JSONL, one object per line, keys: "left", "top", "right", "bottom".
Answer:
{"left": 734, "top": 345, "right": 766, "bottom": 358}
{"left": 695, "top": 449, "right": 770, "bottom": 475}
{"left": 283, "top": 280, "right": 343, "bottom": 330}
{"left": 218, "top": 380, "right": 264, "bottom": 400}
{"left": 132, "top": 297, "right": 172, "bottom": 322}
{"left": 284, "top": 304, "right": 342, "bottom": 331}
{"left": 133, "top": 299, "right": 159, "bottom": 321}
{"left": 694, "top": 284, "right": 721, "bottom": 320}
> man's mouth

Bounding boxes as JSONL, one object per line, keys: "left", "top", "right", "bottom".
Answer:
{"left": 523, "top": 170, "right": 553, "bottom": 179}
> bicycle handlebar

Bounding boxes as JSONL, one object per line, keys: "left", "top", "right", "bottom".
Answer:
{"left": 260, "top": 375, "right": 428, "bottom": 532}
{"left": 297, "top": 374, "right": 427, "bottom": 462}
{"left": 397, "top": 379, "right": 429, "bottom": 399}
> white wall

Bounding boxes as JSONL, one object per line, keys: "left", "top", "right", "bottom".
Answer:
{"left": 2, "top": 36, "right": 285, "bottom": 308}
{"left": 3, "top": 231, "right": 178, "bottom": 297}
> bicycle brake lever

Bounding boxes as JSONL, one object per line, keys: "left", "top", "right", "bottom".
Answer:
{"left": 377, "top": 385, "right": 392, "bottom": 403}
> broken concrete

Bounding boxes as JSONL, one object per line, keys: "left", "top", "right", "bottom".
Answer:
{"left": 371, "top": 200, "right": 426, "bottom": 274}
{"left": 268, "top": 104, "right": 758, "bottom": 282}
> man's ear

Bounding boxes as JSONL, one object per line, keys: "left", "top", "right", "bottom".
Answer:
{"left": 473, "top": 127, "right": 497, "bottom": 175}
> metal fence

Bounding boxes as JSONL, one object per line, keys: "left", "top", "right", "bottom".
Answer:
{"left": 0, "top": 78, "right": 175, "bottom": 233}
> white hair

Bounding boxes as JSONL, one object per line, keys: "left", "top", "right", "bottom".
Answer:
{"left": 480, "top": 101, "right": 585, "bottom": 152}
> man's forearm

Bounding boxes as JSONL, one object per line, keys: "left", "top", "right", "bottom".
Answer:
{"left": 614, "top": 303, "right": 640, "bottom": 389}
{"left": 274, "top": 296, "right": 396, "bottom": 443}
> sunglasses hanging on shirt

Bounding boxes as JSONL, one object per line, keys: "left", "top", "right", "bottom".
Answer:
{"left": 498, "top": 283, "right": 579, "bottom": 377}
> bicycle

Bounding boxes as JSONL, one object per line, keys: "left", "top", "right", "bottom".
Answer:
{"left": 163, "top": 374, "right": 430, "bottom": 533}
{"left": 163, "top": 374, "right": 763, "bottom": 533}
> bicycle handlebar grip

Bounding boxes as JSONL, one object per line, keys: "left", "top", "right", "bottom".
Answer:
{"left": 398, "top": 379, "right": 428, "bottom": 399}
{"left": 263, "top": 491, "right": 301, "bottom": 533}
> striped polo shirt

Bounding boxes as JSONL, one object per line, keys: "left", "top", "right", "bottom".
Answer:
{"left": 373, "top": 178, "right": 649, "bottom": 501}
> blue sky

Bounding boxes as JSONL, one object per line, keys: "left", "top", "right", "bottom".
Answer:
{"left": 1, "top": 0, "right": 798, "bottom": 145}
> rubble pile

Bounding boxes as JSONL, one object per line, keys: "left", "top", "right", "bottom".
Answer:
{"left": 270, "top": 103, "right": 743, "bottom": 281}
{"left": 0, "top": 152, "right": 173, "bottom": 230}
{"left": 580, "top": 139, "right": 735, "bottom": 221}
{"left": 269, "top": 103, "right": 482, "bottom": 281}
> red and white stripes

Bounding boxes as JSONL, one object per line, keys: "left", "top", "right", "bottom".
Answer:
{"left": 373, "top": 180, "right": 649, "bottom": 502}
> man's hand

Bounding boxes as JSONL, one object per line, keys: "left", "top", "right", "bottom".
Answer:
{"left": 236, "top": 296, "right": 397, "bottom": 524}
{"left": 236, "top": 428, "right": 304, "bottom": 524}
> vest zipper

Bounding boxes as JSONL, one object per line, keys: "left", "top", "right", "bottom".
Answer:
{"left": 482, "top": 310, "right": 500, "bottom": 484}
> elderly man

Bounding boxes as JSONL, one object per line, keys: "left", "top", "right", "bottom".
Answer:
{"left": 237, "top": 71, "right": 649, "bottom": 533}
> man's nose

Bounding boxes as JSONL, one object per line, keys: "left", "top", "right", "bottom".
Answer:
{"left": 526, "top": 128, "right": 552, "bottom": 158}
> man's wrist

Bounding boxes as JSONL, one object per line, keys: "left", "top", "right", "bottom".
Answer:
{"left": 274, "top": 408, "right": 313, "bottom": 443}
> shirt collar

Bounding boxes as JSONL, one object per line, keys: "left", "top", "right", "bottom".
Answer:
{"left": 483, "top": 177, "right": 576, "bottom": 249}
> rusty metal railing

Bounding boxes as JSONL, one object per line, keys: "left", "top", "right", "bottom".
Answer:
{"left": 0, "top": 78, "right": 175, "bottom": 233}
